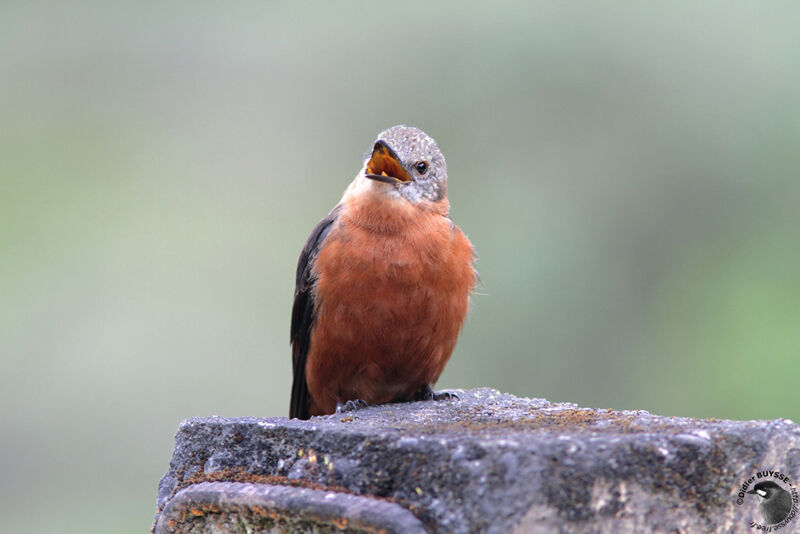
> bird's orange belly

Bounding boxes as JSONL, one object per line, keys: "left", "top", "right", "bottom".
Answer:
{"left": 305, "top": 220, "right": 472, "bottom": 416}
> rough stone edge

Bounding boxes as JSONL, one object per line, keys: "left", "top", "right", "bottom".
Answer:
{"left": 154, "top": 481, "right": 426, "bottom": 534}
{"left": 153, "top": 389, "right": 800, "bottom": 533}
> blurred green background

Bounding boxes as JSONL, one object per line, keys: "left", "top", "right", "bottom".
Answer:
{"left": 1, "top": 2, "right": 799, "bottom": 532}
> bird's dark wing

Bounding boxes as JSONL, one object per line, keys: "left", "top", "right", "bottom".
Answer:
{"left": 289, "top": 204, "right": 342, "bottom": 419}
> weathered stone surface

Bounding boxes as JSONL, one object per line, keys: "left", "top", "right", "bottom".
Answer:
{"left": 154, "top": 388, "right": 800, "bottom": 533}
{"left": 157, "top": 481, "right": 426, "bottom": 533}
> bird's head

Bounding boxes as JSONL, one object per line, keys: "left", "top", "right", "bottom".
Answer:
{"left": 361, "top": 125, "right": 447, "bottom": 207}
{"left": 748, "top": 481, "right": 784, "bottom": 500}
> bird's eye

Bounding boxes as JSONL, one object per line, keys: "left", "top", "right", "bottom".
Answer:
{"left": 415, "top": 161, "right": 429, "bottom": 175}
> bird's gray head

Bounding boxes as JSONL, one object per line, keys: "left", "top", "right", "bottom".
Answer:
{"left": 362, "top": 125, "right": 447, "bottom": 204}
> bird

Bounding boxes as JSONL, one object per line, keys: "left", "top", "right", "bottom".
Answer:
{"left": 289, "top": 125, "right": 477, "bottom": 420}
{"left": 747, "top": 480, "right": 793, "bottom": 524}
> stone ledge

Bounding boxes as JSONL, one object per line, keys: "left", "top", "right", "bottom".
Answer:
{"left": 155, "top": 481, "right": 426, "bottom": 533}
{"left": 153, "top": 388, "right": 800, "bottom": 533}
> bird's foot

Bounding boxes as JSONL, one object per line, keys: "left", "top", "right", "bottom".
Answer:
{"left": 409, "top": 384, "right": 459, "bottom": 402}
{"left": 431, "top": 390, "right": 459, "bottom": 401}
{"left": 335, "top": 399, "right": 369, "bottom": 413}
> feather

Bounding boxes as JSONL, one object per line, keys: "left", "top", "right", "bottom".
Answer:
{"left": 289, "top": 205, "right": 342, "bottom": 419}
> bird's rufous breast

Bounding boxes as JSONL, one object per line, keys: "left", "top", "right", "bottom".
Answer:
{"left": 304, "top": 192, "right": 474, "bottom": 416}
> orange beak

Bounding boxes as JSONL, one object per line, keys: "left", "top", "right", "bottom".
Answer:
{"left": 365, "top": 141, "right": 411, "bottom": 184}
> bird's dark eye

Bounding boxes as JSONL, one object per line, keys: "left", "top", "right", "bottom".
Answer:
{"left": 415, "top": 161, "right": 429, "bottom": 175}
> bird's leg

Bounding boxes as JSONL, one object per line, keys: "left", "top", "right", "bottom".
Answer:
{"left": 408, "top": 384, "right": 459, "bottom": 402}
{"left": 335, "top": 399, "right": 369, "bottom": 413}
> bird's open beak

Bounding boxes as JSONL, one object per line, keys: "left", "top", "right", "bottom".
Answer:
{"left": 365, "top": 140, "right": 411, "bottom": 184}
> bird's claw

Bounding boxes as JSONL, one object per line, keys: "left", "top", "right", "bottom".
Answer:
{"left": 431, "top": 390, "right": 459, "bottom": 401}
{"left": 410, "top": 384, "right": 459, "bottom": 402}
{"left": 336, "top": 399, "right": 369, "bottom": 413}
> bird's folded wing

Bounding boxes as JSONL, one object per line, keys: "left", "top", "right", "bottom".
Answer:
{"left": 289, "top": 204, "right": 342, "bottom": 419}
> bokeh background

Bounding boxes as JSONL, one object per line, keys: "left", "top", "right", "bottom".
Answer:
{"left": 2, "top": 2, "right": 799, "bottom": 532}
